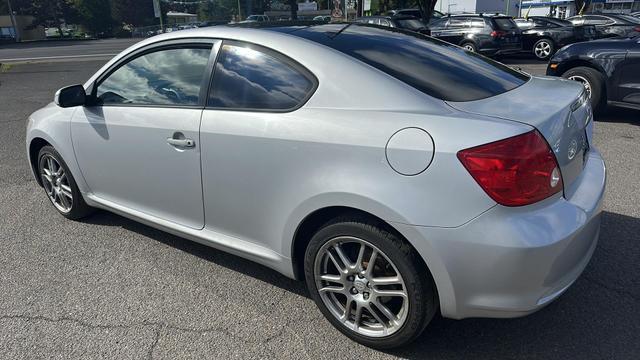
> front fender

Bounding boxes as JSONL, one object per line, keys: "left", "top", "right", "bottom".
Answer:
{"left": 26, "top": 104, "right": 89, "bottom": 193}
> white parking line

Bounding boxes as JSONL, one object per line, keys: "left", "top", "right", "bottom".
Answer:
{"left": 0, "top": 53, "right": 118, "bottom": 62}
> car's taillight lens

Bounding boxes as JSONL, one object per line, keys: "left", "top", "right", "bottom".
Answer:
{"left": 457, "top": 130, "right": 563, "bottom": 207}
{"left": 634, "top": 26, "right": 640, "bottom": 32}
{"left": 491, "top": 30, "right": 506, "bottom": 38}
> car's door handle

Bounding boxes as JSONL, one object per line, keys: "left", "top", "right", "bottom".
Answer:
{"left": 166, "top": 134, "right": 195, "bottom": 148}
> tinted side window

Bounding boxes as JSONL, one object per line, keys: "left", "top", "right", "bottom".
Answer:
{"left": 97, "top": 47, "right": 211, "bottom": 106}
{"left": 291, "top": 25, "right": 529, "bottom": 102}
{"left": 208, "top": 43, "right": 315, "bottom": 110}
{"left": 448, "top": 18, "right": 470, "bottom": 28}
{"left": 470, "top": 18, "right": 486, "bottom": 27}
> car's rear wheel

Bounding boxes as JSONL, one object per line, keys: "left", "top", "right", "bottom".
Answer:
{"left": 562, "top": 66, "right": 604, "bottom": 112}
{"left": 304, "top": 218, "right": 437, "bottom": 349}
{"left": 461, "top": 42, "right": 476, "bottom": 52}
{"left": 533, "top": 38, "right": 554, "bottom": 60}
{"left": 37, "top": 146, "right": 93, "bottom": 220}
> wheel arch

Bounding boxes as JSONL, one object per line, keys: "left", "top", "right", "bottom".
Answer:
{"left": 559, "top": 61, "right": 608, "bottom": 101}
{"left": 289, "top": 205, "right": 446, "bottom": 313}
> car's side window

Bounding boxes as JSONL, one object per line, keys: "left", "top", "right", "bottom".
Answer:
{"left": 96, "top": 46, "right": 212, "bottom": 106}
{"left": 448, "top": 18, "right": 470, "bottom": 28}
{"left": 207, "top": 42, "right": 315, "bottom": 111}
{"left": 470, "top": 18, "right": 485, "bottom": 28}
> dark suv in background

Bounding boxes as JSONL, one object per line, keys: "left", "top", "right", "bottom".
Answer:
{"left": 567, "top": 13, "right": 640, "bottom": 38}
{"left": 514, "top": 16, "right": 596, "bottom": 60}
{"left": 355, "top": 15, "right": 430, "bottom": 35}
{"left": 429, "top": 14, "right": 522, "bottom": 57}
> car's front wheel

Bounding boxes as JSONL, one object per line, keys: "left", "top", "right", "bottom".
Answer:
{"left": 37, "top": 146, "right": 94, "bottom": 220}
{"left": 562, "top": 66, "right": 604, "bottom": 112}
{"left": 304, "top": 218, "right": 437, "bottom": 349}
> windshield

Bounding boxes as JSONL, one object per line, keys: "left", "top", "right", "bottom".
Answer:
{"left": 290, "top": 24, "right": 529, "bottom": 102}
{"left": 397, "top": 19, "right": 426, "bottom": 30}
{"left": 247, "top": 15, "right": 260, "bottom": 20}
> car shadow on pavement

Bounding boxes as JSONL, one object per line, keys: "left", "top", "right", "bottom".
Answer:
{"left": 84, "top": 209, "right": 639, "bottom": 358}
{"left": 596, "top": 106, "right": 639, "bottom": 125}
{"left": 83, "top": 210, "right": 310, "bottom": 299}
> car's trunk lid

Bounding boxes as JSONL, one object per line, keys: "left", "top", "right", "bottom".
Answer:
{"left": 447, "top": 76, "right": 592, "bottom": 198}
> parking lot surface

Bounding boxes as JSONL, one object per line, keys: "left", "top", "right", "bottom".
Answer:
{"left": 1, "top": 52, "right": 639, "bottom": 359}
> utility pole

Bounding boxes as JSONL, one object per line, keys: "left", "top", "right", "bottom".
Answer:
{"left": 6, "top": 0, "right": 20, "bottom": 42}
{"left": 506, "top": 0, "right": 511, "bottom": 16}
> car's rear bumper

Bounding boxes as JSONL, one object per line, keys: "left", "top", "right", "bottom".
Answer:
{"left": 394, "top": 148, "right": 606, "bottom": 319}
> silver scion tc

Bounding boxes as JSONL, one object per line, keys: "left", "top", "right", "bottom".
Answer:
{"left": 26, "top": 24, "right": 605, "bottom": 348}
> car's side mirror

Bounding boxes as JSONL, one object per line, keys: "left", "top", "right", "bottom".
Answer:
{"left": 54, "top": 84, "right": 86, "bottom": 108}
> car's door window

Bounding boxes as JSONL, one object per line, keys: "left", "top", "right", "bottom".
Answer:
{"left": 470, "top": 18, "right": 485, "bottom": 28}
{"left": 447, "top": 18, "right": 470, "bottom": 28}
{"left": 585, "top": 15, "right": 614, "bottom": 25}
{"left": 208, "top": 42, "right": 315, "bottom": 111}
{"left": 96, "top": 46, "right": 212, "bottom": 106}
{"left": 534, "top": 19, "right": 551, "bottom": 28}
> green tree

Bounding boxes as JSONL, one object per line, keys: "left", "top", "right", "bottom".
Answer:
{"left": 29, "top": 0, "right": 78, "bottom": 38}
{"left": 197, "top": 0, "right": 237, "bottom": 21}
{"left": 111, "top": 0, "right": 155, "bottom": 27}
{"left": 72, "top": 0, "right": 113, "bottom": 36}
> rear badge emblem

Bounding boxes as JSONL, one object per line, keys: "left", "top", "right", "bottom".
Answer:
{"left": 568, "top": 139, "right": 578, "bottom": 160}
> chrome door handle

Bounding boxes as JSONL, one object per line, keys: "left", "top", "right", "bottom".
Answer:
{"left": 166, "top": 137, "right": 195, "bottom": 148}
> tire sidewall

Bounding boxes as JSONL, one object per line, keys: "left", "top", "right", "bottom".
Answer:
{"left": 562, "top": 67, "right": 603, "bottom": 111}
{"left": 303, "top": 221, "right": 436, "bottom": 349}
{"left": 462, "top": 42, "right": 476, "bottom": 52}
{"left": 37, "top": 146, "right": 90, "bottom": 219}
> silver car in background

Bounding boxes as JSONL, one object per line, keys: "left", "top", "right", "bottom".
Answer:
{"left": 26, "top": 24, "right": 606, "bottom": 348}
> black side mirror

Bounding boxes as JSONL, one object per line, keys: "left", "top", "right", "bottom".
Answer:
{"left": 54, "top": 84, "right": 86, "bottom": 108}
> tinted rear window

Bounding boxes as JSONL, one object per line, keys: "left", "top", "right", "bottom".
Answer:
{"left": 492, "top": 17, "right": 518, "bottom": 30}
{"left": 288, "top": 24, "right": 529, "bottom": 102}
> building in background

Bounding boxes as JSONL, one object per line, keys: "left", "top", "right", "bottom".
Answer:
{"left": 166, "top": 11, "right": 198, "bottom": 25}
{"left": 520, "top": 0, "right": 640, "bottom": 18}
{"left": 0, "top": 15, "right": 45, "bottom": 42}
{"left": 436, "top": 0, "right": 520, "bottom": 16}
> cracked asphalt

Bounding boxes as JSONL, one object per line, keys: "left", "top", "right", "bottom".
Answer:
{"left": 1, "top": 55, "right": 639, "bottom": 359}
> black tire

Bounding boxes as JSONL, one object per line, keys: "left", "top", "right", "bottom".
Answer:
{"left": 533, "top": 38, "right": 555, "bottom": 60}
{"left": 461, "top": 42, "right": 476, "bottom": 52}
{"left": 562, "top": 66, "right": 605, "bottom": 112}
{"left": 37, "top": 146, "right": 94, "bottom": 220}
{"left": 303, "top": 217, "right": 438, "bottom": 349}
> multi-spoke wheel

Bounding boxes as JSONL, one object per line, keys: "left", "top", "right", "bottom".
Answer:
{"left": 37, "top": 146, "right": 93, "bottom": 219}
{"left": 304, "top": 218, "right": 437, "bottom": 349}
{"left": 533, "top": 39, "right": 554, "bottom": 60}
{"left": 562, "top": 66, "right": 604, "bottom": 112}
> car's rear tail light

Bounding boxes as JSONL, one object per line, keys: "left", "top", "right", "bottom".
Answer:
{"left": 491, "top": 30, "right": 506, "bottom": 38}
{"left": 634, "top": 26, "right": 640, "bottom": 32}
{"left": 457, "top": 130, "right": 563, "bottom": 207}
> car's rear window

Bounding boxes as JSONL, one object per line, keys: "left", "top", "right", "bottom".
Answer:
{"left": 492, "top": 17, "right": 518, "bottom": 30}
{"left": 288, "top": 24, "right": 529, "bottom": 102}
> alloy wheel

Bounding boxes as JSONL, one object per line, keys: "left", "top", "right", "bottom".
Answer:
{"left": 534, "top": 40, "right": 552, "bottom": 59}
{"left": 39, "top": 154, "right": 73, "bottom": 213}
{"left": 463, "top": 44, "right": 475, "bottom": 52}
{"left": 314, "top": 236, "right": 409, "bottom": 337}
{"left": 567, "top": 75, "right": 592, "bottom": 99}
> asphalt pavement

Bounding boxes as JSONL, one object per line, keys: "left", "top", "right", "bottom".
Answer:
{"left": 0, "top": 42, "right": 639, "bottom": 359}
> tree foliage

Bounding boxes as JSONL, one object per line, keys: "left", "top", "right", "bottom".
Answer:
{"left": 197, "top": 0, "right": 238, "bottom": 21}
{"left": 71, "top": 0, "right": 113, "bottom": 36}
{"left": 111, "top": 0, "right": 155, "bottom": 27}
